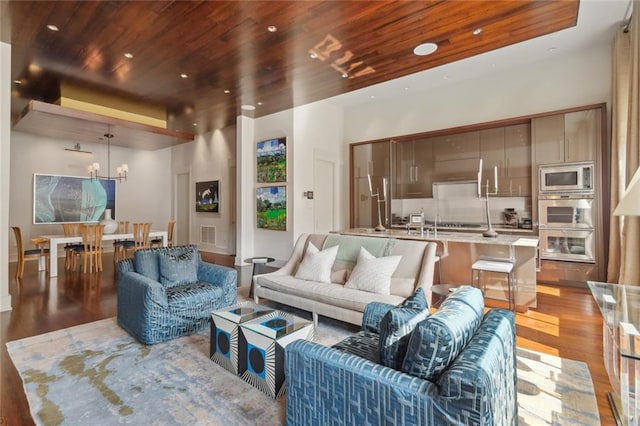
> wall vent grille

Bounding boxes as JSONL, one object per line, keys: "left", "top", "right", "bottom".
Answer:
{"left": 200, "top": 225, "right": 216, "bottom": 245}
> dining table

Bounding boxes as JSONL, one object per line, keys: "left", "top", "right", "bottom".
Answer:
{"left": 37, "top": 230, "right": 168, "bottom": 277}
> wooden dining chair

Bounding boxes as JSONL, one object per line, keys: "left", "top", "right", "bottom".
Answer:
{"left": 12, "top": 226, "right": 50, "bottom": 279}
{"left": 113, "top": 221, "right": 131, "bottom": 264}
{"left": 150, "top": 219, "right": 175, "bottom": 248}
{"left": 74, "top": 224, "right": 105, "bottom": 273}
{"left": 62, "top": 223, "right": 82, "bottom": 270}
{"left": 124, "top": 223, "right": 151, "bottom": 258}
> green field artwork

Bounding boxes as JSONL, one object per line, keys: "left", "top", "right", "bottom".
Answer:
{"left": 256, "top": 186, "right": 286, "bottom": 231}
{"left": 257, "top": 137, "right": 286, "bottom": 183}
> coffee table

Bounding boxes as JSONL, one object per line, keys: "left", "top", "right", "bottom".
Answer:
{"left": 210, "top": 302, "right": 275, "bottom": 374}
{"left": 239, "top": 310, "right": 314, "bottom": 398}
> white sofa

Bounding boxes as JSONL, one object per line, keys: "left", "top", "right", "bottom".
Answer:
{"left": 253, "top": 233, "right": 438, "bottom": 326}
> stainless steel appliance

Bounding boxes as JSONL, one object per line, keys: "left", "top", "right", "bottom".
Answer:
{"left": 539, "top": 161, "right": 594, "bottom": 194}
{"left": 538, "top": 194, "right": 595, "bottom": 263}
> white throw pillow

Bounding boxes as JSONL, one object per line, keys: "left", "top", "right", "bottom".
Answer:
{"left": 345, "top": 247, "right": 401, "bottom": 295}
{"left": 294, "top": 243, "right": 339, "bottom": 283}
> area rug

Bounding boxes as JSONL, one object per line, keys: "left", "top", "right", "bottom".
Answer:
{"left": 7, "top": 317, "right": 600, "bottom": 426}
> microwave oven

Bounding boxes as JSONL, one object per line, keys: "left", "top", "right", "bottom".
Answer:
{"left": 539, "top": 161, "right": 594, "bottom": 194}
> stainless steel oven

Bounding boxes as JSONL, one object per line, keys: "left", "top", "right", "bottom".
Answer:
{"left": 538, "top": 228, "right": 595, "bottom": 263}
{"left": 538, "top": 197, "right": 594, "bottom": 229}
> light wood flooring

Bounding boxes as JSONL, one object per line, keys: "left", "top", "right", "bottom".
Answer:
{"left": 1, "top": 253, "right": 614, "bottom": 425}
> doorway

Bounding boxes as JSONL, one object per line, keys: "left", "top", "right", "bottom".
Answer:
{"left": 175, "top": 172, "right": 190, "bottom": 246}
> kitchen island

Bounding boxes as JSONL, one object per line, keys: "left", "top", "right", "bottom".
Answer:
{"left": 341, "top": 228, "right": 539, "bottom": 310}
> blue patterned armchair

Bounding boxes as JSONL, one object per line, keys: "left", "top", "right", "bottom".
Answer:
{"left": 117, "top": 245, "right": 237, "bottom": 344}
{"left": 285, "top": 286, "right": 517, "bottom": 426}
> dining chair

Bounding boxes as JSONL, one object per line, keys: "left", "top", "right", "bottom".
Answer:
{"left": 74, "top": 224, "right": 105, "bottom": 273}
{"left": 62, "top": 223, "right": 82, "bottom": 270}
{"left": 150, "top": 219, "right": 175, "bottom": 248}
{"left": 12, "top": 226, "right": 50, "bottom": 279}
{"left": 113, "top": 221, "right": 131, "bottom": 264}
{"left": 124, "top": 223, "right": 151, "bottom": 258}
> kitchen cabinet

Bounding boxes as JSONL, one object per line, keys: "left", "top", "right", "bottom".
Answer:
{"left": 351, "top": 141, "right": 391, "bottom": 228}
{"left": 351, "top": 141, "right": 390, "bottom": 178}
{"left": 432, "top": 132, "right": 480, "bottom": 182}
{"left": 395, "top": 137, "right": 433, "bottom": 198}
{"left": 532, "top": 110, "right": 598, "bottom": 167}
{"left": 479, "top": 124, "right": 531, "bottom": 196}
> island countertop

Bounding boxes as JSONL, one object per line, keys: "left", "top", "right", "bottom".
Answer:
{"left": 341, "top": 228, "right": 538, "bottom": 247}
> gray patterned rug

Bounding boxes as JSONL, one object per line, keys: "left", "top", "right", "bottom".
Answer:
{"left": 7, "top": 313, "right": 599, "bottom": 425}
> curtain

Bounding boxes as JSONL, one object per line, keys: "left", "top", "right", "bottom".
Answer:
{"left": 608, "top": 1, "right": 640, "bottom": 285}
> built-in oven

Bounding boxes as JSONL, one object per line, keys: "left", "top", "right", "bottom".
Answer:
{"left": 538, "top": 228, "right": 595, "bottom": 263}
{"left": 539, "top": 161, "right": 594, "bottom": 194}
{"left": 538, "top": 197, "right": 594, "bottom": 229}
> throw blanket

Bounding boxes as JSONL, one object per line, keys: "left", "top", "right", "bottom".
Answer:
{"left": 323, "top": 234, "right": 394, "bottom": 268}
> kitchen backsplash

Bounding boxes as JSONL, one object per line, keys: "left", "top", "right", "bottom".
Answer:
{"left": 391, "top": 197, "right": 531, "bottom": 225}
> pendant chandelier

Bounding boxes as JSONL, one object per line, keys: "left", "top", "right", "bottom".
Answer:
{"left": 87, "top": 128, "right": 128, "bottom": 182}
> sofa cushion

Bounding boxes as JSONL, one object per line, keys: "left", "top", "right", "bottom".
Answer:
{"left": 344, "top": 247, "right": 401, "bottom": 295}
{"left": 401, "top": 286, "right": 484, "bottom": 381}
{"left": 399, "top": 287, "right": 428, "bottom": 310}
{"left": 158, "top": 250, "right": 199, "bottom": 288}
{"left": 379, "top": 306, "right": 430, "bottom": 370}
{"left": 294, "top": 243, "right": 338, "bottom": 283}
{"left": 332, "top": 330, "right": 380, "bottom": 363}
{"left": 256, "top": 274, "right": 406, "bottom": 313}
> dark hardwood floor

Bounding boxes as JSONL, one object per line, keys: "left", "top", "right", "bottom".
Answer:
{"left": 1, "top": 254, "right": 614, "bottom": 425}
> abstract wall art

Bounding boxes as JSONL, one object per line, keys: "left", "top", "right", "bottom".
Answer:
{"left": 196, "top": 180, "right": 219, "bottom": 213}
{"left": 256, "top": 137, "right": 286, "bottom": 183}
{"left": 256, "top": 186, "right": 286, "bottom": 231}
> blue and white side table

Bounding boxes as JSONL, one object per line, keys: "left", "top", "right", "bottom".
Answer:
{"left": 210, "top": 302, "right": 274, "bottom": 374}
{"left": 239, "top": 310, "right": 314, "bottom": 398}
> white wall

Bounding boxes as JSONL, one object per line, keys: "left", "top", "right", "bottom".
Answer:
{"left": 291, "top": 101, "right": 347, "bottom": 235}
{"left": 171, "top": 125, "right": 236, "bottom": 254}
{"left": 342, "top": 44, "right": 612, "bottom": 143}
{"left": 236, "top": 101, "right": 347, "bottom": 264}
{"left": 8, "top": 131, "right": 172, "bottom": 260}
{"left": 1, "top": 42, "right": 12, "bottom": 311}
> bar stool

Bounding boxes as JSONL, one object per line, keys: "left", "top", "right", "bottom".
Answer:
{"left": 471, "top": 259, "right": 516, "bottom": 311}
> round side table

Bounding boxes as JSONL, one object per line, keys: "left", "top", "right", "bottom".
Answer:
{"left": 431, "top": 284, "right": 463, "bottom": 308}
{"left": 245, "top": 257, "right": 275, "bottom": 298}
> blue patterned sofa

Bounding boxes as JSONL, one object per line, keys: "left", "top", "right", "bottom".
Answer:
{"left": 117, "top": 245, "right": 237, "bottom": 344}
{"left": 285, "top": 286, "right": 517, "bottom": 425}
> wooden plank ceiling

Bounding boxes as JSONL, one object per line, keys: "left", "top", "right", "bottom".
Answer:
{"left": 2, "top": 0, "right": 579, "bottom": 136}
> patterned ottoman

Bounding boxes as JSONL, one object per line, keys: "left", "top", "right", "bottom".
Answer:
{"left": 239, "top": 310, "right": 314, "bottom": 398}
{"left": 210, "top": 302, "right": 274, "bottom": 374}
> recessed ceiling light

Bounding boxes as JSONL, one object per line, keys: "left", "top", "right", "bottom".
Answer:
{"left": 241, "top": 104, "right": 256, "bottom": 111}
{"left": 341, "top": 73, "right": 348, "bottom": 78}
{"left": 13, "top": 79, "right": 22, "bottom": 84}
{"left": 46, "top": 24, "right": 59, "bottom": 32}
{"left": 257, "top": 102, "right": 263, "bottom": 106}
{"left": 370, "top": 95, "right": 375, "bottom": 99}
{"left": 224, "top": 89, "right": 230, "bottom": 94}
{"left": 443, "top": 75, "right": 450, "bottom": 80}
{"left": 124, "top": 52, "right": 133, "bottom": 59}
{"left": 404, "top": 86, "right": 409, "bottom": 91}
{"left": 413, "top": 42, "right": 438, "bottom": 56}
{"left": 267, "top": 25, "right": 277, "bottom": 33}
{"left": 193, "top": 123, "right": 197, "bottom": 126}
{"left": 309, "top": 52, "right": 318, "bottom": 59}
{"left": 548, "top": 47, "right": 558, "bottom": 53}
{"left": 472, "top": 28, "right": 483, "bottom": 36}
{"left": 180, "top": 73, "right": 188, "bottom": 79}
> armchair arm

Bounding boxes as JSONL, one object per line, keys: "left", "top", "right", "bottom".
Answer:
{"left": 117, "top": 271, "right": 169, "bottom": 344}
{"left": 197, "top": 261, "right": 237, "bottom": 307}
{"left": 361, "top": 302, "right": 395, "bottom": 333}
{"left": 285, "top": 340, "right": 439, "bottom": 426}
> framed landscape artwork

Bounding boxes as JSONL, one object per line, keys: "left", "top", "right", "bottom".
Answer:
{"left": 33, "top": 174, "right": 116, "bottom": 224}
{"left": 256, "top": 186, "right": 286, "bottom": 231}
{"left": 256, "top": 137, "right": 286, "bottom": 183}
{"left": 196, "top": 180, "right": 219, "bottom": 213}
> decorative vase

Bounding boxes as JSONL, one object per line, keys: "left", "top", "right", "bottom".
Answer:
{"left": 100, "top": 208, "right": 118, "bottom": 234}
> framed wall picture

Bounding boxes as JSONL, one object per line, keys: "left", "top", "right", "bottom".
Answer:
{"left": 196, "top": 180, "right": 219, "bottom": 213}
{"left": 256, "top": 186, "right": 286, "bottom": 231}
{"left": 256, "top": 137, "right": 286, "bottom": 183}
{"left": 33, "top": 174, "right": 116, "bottom": 224}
